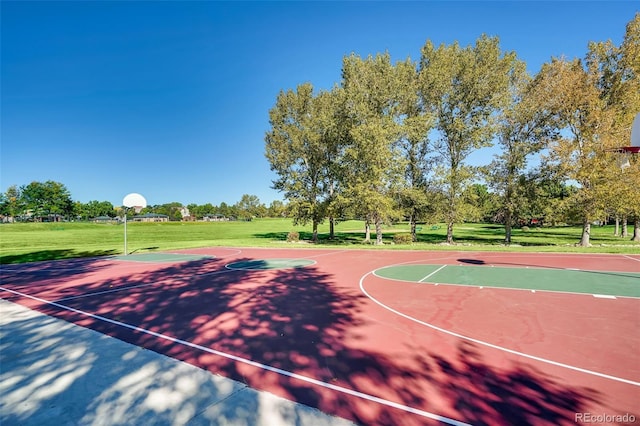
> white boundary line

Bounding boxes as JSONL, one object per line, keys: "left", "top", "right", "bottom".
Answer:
{"left": 0, "top": 286, "right": 470, "bottom": 426}
{"left": 418, "top": 265, "right": 447, "bottom": 283}
{"left": 623, "top": 255, "right": 640, "bottom": 263}
{"left": 359, "top": 271, "right": 640, "bottom": 387}
{"left": 593, "top": 294, "right": 617, "bottom": 299}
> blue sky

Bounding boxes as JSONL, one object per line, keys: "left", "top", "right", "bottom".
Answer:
{"left": 1, "top": 1, "right": 637, "bottom": 207}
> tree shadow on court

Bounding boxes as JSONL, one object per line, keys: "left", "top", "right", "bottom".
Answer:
{"left": 19, "top": 256, "right": 623, "bottom": 425}
{"left": 428, "top": 342, "right": 605, "bottom": 426}
{"left": 0, "top": 253, "right": 120, "bottom": 299}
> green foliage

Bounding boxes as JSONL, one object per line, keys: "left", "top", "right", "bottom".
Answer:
{"left": 419, "top": 35, "right": 521, "bottom": 243}
{"left": 264, "top": 83, "right": 344, "bottom": 241}
{"left": 393, "top": 233, "right": 413, "bottom": 245}
{"left": 340, "top": 53, "right": 412, "bottom": 244}
{"left": 234, "top": 194, "right": 265, "bottom": 219}
{"left": 78, "top": 200, "right": 116, "bottom": 220}
{"left": 19, "top": 180, "right": 74, "bottom": 220}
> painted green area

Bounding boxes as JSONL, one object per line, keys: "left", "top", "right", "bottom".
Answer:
{"left": 112, "top": 253, "right": 214, "bottom": 263}
{"left": 375, "top": 264, "right": 640, "bottom": 298}
{"left": 374, "top": 264, "right": 447, "bottom": 282}
{"left": 226, "top": 258, "right": 315, "bottom": 270}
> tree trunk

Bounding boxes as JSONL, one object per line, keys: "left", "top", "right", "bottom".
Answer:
{"left": 410, "top": 212, "right": 417, "bottom": 242}
{"left": 364, "top": 220, "right": 371, "bottom": 243}
{"left": 504, "top": 208, "right": 512, "bottom": 245}
{"left": 446, "top": 220, "right": 454, "bottom": 244}
{"left": 375, "top": 219, "right": 383, "bottom": 245}
{"left": 329, "top": 216, "right": 335, "bottom": 240}
{"left": 328, "top": 183, "right": 335, "bottom": 240}
{"left": 312, "top": 220, "right": 318, "bottom": 243}
{"left": 614, "top": 216, "right": 620, "bottom": 237}
{"left": 579, "top": 218, "right": 591, "bottom": 247}
{"left": 622, "top": 216, "right": 628, "bottom": 238}
{"left": 632, "top": 216, "right": 640, "bottom": 242}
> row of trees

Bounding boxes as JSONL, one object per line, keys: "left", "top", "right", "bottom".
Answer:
{"left": 0, "top": 182, "right": 282, "bottom": 222}
{"left": 265, "top": 14, "right": 640, "bottom": 245}
{"left": 1, "top": 177, "right": 635, "bottom": 237}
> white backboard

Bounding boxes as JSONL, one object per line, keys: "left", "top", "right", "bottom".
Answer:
{"left": 123, "top": 193, "right": 147, "bottom": 209}
{"left": 631, "top": 112, "right": 640, "bottom": 148}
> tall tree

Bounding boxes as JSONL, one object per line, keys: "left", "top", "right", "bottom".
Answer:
{"left": 267, "top": 200, "right": 286, "bottom": 218}
{"left": 340, "top": 53, "right": 408, "bottom": 245}
{"left": 419, "top": 35, "right": 519, "bottom": 244}
{"left": 0, "top": 185, "right": 24, "bottom": 219}
{"left": 535, "top": 56, "right": 617, "bottom": 246}
{"left": 486, "top": 60, "right": 557, "bottom": 244}
{"left": 235, "top": 194, "right": 264, "bottom": 219}
{"left": 20, "top": 180, "right": 73, "bottom": 220}
{"left": 396, "top": 58, "right": 435, "bottom": 241}
{"left": 587, "top": 14, "right": 640, "bottom": 241}
{"left": 265, "top": 83, "right": 343, "bottom": 242}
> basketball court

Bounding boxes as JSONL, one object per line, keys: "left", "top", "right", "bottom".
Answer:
{"left": 1, "top": 247, "right": 638, "bottom": 425}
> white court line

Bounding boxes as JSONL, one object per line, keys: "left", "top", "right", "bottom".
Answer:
{"left": 359, "top": 271, "right": 640, "bottom": 387}
{"left": 380, "top": 278, "right": 639, "bottom": 300}
{"left": 0, "top": 286, "right": 470, "bottom": 426}
{"left": 593, "top": 294, "right": 617, "bottom": 299}
{"left": 419, "top": 265, "right": 447, "bottom": 283}
{"left": 623, "top": 255, "right": 640, "bottom": 263}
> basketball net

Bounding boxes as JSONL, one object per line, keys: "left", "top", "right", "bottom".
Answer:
{"left": 616, "top": 152, "right": 631, "bottom": 170}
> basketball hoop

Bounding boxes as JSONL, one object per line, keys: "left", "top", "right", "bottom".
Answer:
{"left": 609, "top": 112, "right": 640, "bottom": 170}
{"left": 122, "top": 193, "right": 147, "bottom": 255}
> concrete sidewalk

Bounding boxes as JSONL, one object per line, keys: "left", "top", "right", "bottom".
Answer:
{"left": 0, "top": 299, "right": 356, "bottom": 426}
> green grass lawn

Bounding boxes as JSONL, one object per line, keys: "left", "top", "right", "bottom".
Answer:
{"left": 0, "top": 219, "right": 638, "bottom": 264}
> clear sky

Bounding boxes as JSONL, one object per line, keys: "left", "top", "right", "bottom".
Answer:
{"left": 1, "top": 1, "right": 637, "bottom": 207}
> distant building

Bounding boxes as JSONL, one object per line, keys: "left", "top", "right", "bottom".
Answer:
{"left": 133, "top": 213, "right": 169, "bottom": 222}
{"left": 178, "top": 206, "right": 194, "bottom": 221}
{"left": 92, "top": 216, "right": 118, "bottom": 223}
{"left": 203, "top": 214, "right": 228, "bottom": 222}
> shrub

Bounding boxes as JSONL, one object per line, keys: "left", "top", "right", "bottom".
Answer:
{"left": 393, "top": 233, "right": 413, "bottom": 245}
{"left": 521, "top": 226, "right": 530, "bottom": 232}
{"left": 286, "top": 231, "right": 299, "bottom": 242}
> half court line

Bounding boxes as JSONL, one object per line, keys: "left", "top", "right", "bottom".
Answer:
{"left": 418, "top": 264, "right": 447, "bottom": 283}
{"left": 0, "top": 286, "right": 470, "bottom": 426}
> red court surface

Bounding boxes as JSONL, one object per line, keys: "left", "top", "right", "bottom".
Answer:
{"left": 1, "top": 248, "right": 639, "bottom": 425}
